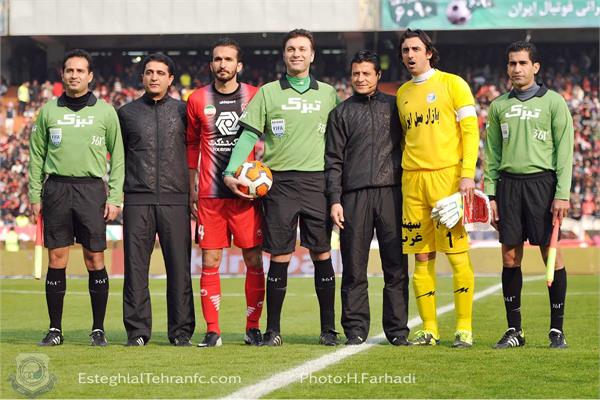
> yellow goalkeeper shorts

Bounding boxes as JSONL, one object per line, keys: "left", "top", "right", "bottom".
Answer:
{"left": 401, "top": 164, "right": 469, "bottom": 254}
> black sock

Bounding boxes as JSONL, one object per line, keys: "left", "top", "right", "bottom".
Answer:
{"left": 46, "top": 267, "right": 66, "bottom": 331}
{"left": 314, "top": 258, "right": 336, "bottom": 332}
{"left": 548, "top": 267, "right": 567, "bottom": 332}
{"left": 502, "top": 266, "right": 522, "bottom": 331}
{"left": 89, "top": 268, "right": 109, "bottom": 331}
{"left": 266, "top": 261, "right": 288, "bottom": 333}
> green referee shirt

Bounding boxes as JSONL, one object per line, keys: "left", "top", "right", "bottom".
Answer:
{"left": 238, "top": 75, "right": 337, "bottom": 171}
{"left": 28, "top": 94, "right": 125, "bottom": 205}
{"left": 483, "top": 85, "right": 574, "bottom": 200}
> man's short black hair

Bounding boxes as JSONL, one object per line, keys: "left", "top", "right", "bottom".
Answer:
{"left": 351, "top": 50, "right": 381, "bottom": 73}
{"left": 63, "top": 49, "right": 94, "bottom": 73}
{"left": 398, "top": 29, "right": 440, "bottom": 68}
{"left": 506, "top": 41, "right": 540, "bottom": 64}
{"left": 282, "top": 29, "right": 315, "bottom": 52}
{"left": 141, "top": 53, "right": 176, "bottom": 76}
{"left": 211, "top": 37, "right": 243, "bottom": 62}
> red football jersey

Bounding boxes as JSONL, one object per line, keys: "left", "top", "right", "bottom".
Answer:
{"left": 187, "top": 82, "right": 258, "bottom": 198}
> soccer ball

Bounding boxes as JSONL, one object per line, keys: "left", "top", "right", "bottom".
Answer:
{"left": 446, "top": 0, "right": 471, "bottom": 25}
{"left": 235, "top": 161, "right": 273, "bottom": 198}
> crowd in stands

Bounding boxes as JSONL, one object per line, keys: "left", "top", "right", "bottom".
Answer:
{"left": 1, "top": 45, "right": 598, "bottom": 226}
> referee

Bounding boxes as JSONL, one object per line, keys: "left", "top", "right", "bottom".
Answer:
{"left": 28, "top": 49, "right": 124, "bottom": 346}
{"left": 325, "top": 50, "right": 409, "bottom": 346}
{"left": 223, "top": 29, "right": 339, "bottom": 346}
{"left": 484, "top": 41, "right": 574, "bottom": 349}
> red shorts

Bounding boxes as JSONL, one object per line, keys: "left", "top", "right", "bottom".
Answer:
{"left": 197, "top": 198, "right": 263, "bottom": 249}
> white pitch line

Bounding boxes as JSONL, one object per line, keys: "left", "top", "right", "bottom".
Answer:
{"left": 222, "top": 276, "right": 544, "bottom": 400}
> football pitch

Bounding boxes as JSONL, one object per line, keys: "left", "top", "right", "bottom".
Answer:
{"left": 1, "top": 275, "right": 598, "bottom": 399}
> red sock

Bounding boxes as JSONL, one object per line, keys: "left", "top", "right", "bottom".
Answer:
{"left": 200, "top": 267, "right": 221, "bottom": 335}
{"left": 245, "top": 267, "right": 265, "bottom": 331}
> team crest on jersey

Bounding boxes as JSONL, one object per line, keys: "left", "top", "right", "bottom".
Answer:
{"left": 271, "top": 119, "right": 285, "bottom": 137}
{"left": 426, "top": 92, "right": 437, "bottom": 103}
{"left": 49, "top": 128, "right": 62, "bottom": 146}
{"left": 204, "top": 105, "right": 217, "bottom": 117}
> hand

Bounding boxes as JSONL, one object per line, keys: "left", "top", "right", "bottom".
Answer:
{"left": 459, "top": 177, "right": 475, "bottom": 206}
{"left": 104, "top": 203, "right": 121, "bottom": 222}
{"left": 552, "top": 199, "right": 569, "bottom": 223}
{"left": 31, "top": 202, "right": 42, "bottom": 222}
{"left": 189, "top": 193, "right": 198, "bottom": 220}
{"left": 330, "top": 203, "right": 345, "bottom": 230}
{"left": 489, "top": 199, "right": 499, "bottom": 229}
{"left": 223, "top": 175, "right": 254, "bottom": 200}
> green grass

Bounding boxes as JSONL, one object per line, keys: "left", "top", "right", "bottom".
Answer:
{"left": 1, "top": 275, "right": 598, "bottom": 399}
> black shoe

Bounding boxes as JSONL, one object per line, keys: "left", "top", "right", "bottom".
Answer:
{"left": 126, "top": 337, "right": 146, "bottom": 346}
{"left": 345, "top": 335, "right": 366, "bottom": 346}
{"left": 90, "top": 329, "right": 108, "bottom": 346}
{"left": 549, "top": 329, "right": 568, "bottom": 349}
{"left": 493, "top": 328, "right": 525, "bottom": 349}
{"left": 39, "top": 328, "right": 63, "bottom": 346}
{"left": 197, "top": 332, "right": 222, "bottom": 348}
{"left": 262, "top": 331, "right": 283, "bottom": 347}
{"left": 319, "top": 330, "right": 340, "bottom": 346}
{"left": 173, "top": 336, "right": 192, "bottom": 347}
{"left": 388, "top": 336, "right": 410, "bottom": 346}
{"left": 244, "top": 328, "right": 263, "bottom": 346}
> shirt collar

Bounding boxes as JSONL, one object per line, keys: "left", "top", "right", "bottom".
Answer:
{"left": 411, "top": 68, "right": 436, "bottom": 84}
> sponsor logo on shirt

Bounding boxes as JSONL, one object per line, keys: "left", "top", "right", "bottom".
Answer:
{"left": 504, "top": 104, "right": 541, "bottom": 120}
{"left": 281, "top": 98, "right": 321, "bottom": 114}
{"left": 271, "top": 119, "right": 285, "bottom": 137}
{"left": 215, "top": 111, "right": 240, "bottom": 136}
{"left": 57, "top": 114, "right": 94, "bottom": 128}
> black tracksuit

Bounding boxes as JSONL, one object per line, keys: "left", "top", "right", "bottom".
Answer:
{"left": 118, "top": 94, "right": 195, "bottom": 343}
{"left": 325, "top": 90, "right": 409, "bottom": 341}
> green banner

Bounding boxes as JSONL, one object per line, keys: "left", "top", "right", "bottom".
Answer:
{"left": 381, "top": 0, "right": 600, "bottom": 30}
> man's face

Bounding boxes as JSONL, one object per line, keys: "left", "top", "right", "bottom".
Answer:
{"left": 507, "top": 50, "right": 540, "bottom": 90}
{"left": 351, "top": 61, "right": 380, "bottom": 96}
{"left": 142, "top": 61, "right": 173, "bottom": 99}
{"left": 62, "top": 57, "right": 93, "bottom": 96}
{"left": 400, "top": 36, "right": 432, "bottom": 76}
{"left": 283, "top": 36, "right": 314, "bottom": 76}
{"left": 210, "top": 45, "right": 242, "bottom": 83}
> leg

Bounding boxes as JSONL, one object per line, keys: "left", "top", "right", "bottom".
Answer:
{"left": 413, "top": 252, "right": 439, "bottom": 340}
{"left": 446, "top": 251, "right": 475, "bottom": 337}
{"left": 501, "top": 244, "right": 524, "bottom": 332}
{"left": 540, "top": 246, "right": 567, "bottom": 336}
{"left": 339, "top": 190, "right": 373, "bottom": 342}
{"left": 242, "top": 246, "right": 265, "bottom": 333}
{"left": 46, "top": 247, "right": 69, "bottom": 331}
{"left": 200, "top": 249, "right": 223, "bottom": 335}
{"left": 156, "top": 205, "right": 195, "bottom": 343}
{"left": 374, "top": 186, "right": 409, "bottom": 342}
{"left": 122, "top": 205, "right": 156, "bottom": 343}
{"left": 83, "top": 247, "right": 109, "bottom": 334}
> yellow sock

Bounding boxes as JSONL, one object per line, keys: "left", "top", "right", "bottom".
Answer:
{"left": 413, "top": 258, "right": 438, "bottom": 338}
{"left": 447, "top": 251, "right": 475, "bottom": 333}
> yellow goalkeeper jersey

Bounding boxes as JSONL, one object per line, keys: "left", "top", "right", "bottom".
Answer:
{"left": 396, "top": 70, "right": 478, "bottom": 178}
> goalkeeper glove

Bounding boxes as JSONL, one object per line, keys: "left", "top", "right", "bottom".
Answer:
{"left": 431, "top": 192, "right": 463, "bottom": 229}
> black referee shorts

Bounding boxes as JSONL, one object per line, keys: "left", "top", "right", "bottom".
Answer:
{"left": 42, "top": 175, "right": 107, "bottom": 251}
{"left": 261, "top": 171, "right": 331, "bottom": 255}
{"left": 496, "top": 171, "right": 558, "bottom": 246}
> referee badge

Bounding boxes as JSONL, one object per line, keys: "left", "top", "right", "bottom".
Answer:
{"left": 49, "top": 128, "right": 62, "bottom": 146}
{"left": 270, "top": 119, "right": 285, "bottom": 137}
{"left": 501, "top": 123, "right": 509, "bottom": 140}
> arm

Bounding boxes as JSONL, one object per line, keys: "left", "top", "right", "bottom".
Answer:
{"left": 324, "top": 107, "right": 346, "bottom": 229}
{"left": 453, "top": 77, "right": 478, "bottom": 203}
{"left": 189, "top": 168, "right": 198, "bottom": 220}
{"left": 28, "top": 107, "right": 48, "bottom": 218}
{"left": 551, "top": 95, "right": 575, "bottom": 221}
{"left": 484, "top": 102, "right": 502, "bottom": 226}
{"left": 223, "top": 129, "right": 260, "bottom": 199}
{"left": 105, "top": 107, "right": 125, "bottom": 220}
{"left": 185, "top": 96, "right": 201, "bottom": 216}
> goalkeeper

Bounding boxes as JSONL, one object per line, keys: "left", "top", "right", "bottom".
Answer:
{"left": 396, "top": 29, "right": 479, "bottom": 347}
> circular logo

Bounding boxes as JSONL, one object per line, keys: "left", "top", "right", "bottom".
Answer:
{"left": 204, "top": 105, "right": 217, "bottom": 117}
{"left": 18, "top": 357, "right": 46, "bottom": 387}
